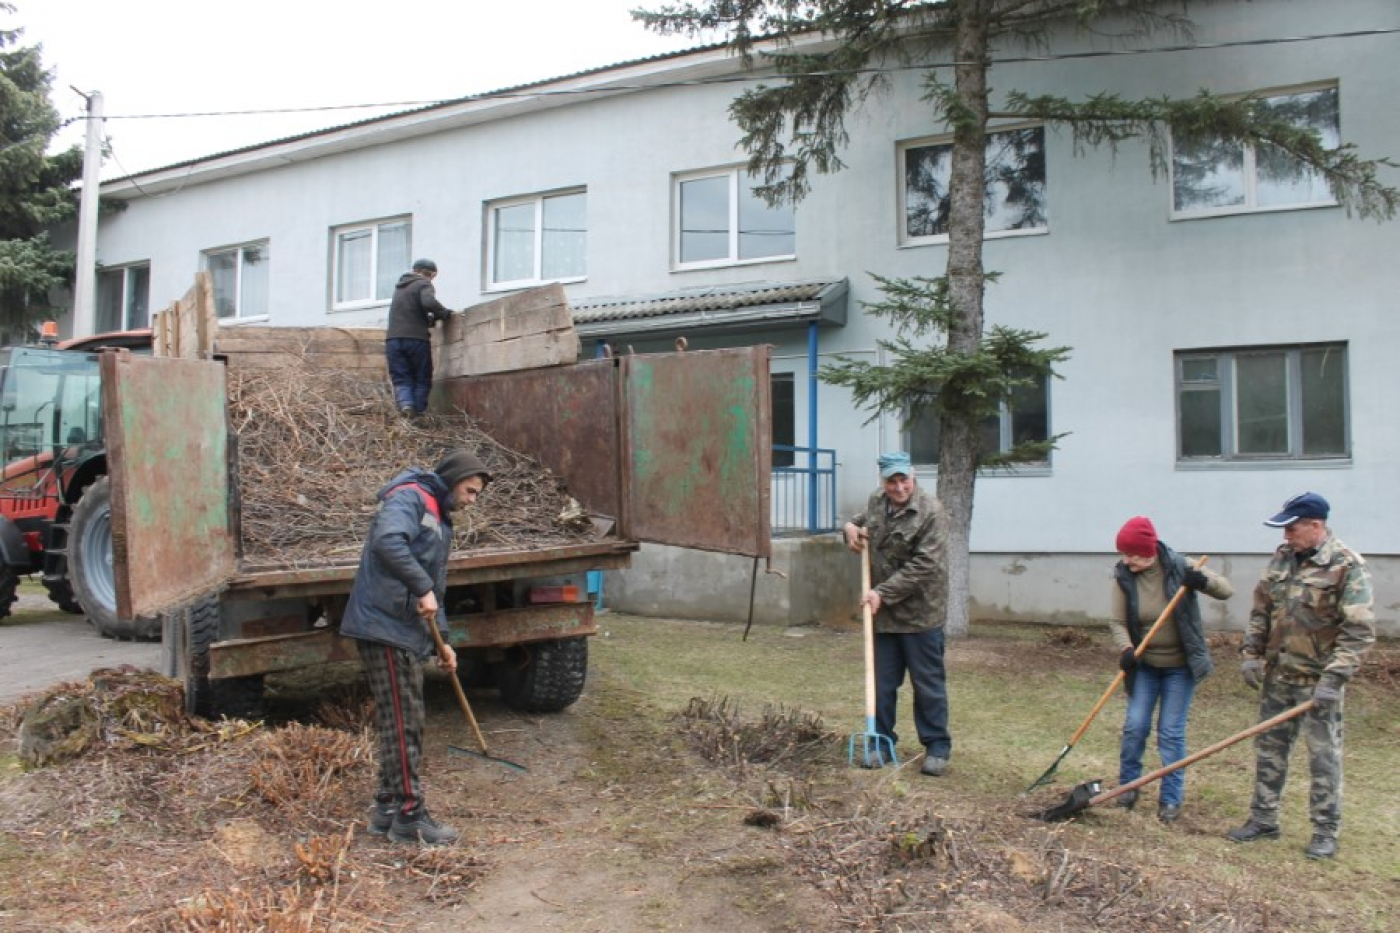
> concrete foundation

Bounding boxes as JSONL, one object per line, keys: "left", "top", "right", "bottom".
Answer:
{"left": 604, "top": 539, "right": 1398, "bottom": 637}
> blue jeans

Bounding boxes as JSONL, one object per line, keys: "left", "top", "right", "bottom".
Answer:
{"left": 874, "top": 628, "right": 950, "bottom": 758}
{"left": 386, "top": 338, "right": 433, "bottom": 413}
{"left": 1119, "top": 664, "right": 1196, "bottom": 806}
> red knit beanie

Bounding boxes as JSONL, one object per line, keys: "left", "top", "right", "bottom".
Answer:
{"left": 1115, "top": 516, "right": 1158, "bottom": 558}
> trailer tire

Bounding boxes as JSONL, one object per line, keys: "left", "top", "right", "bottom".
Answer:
{"left": 0, "top": 565, "right": 18, "bottom": 619}
{"left": 494, "top": 637, "right": 587, "bottom": 713}
{"left": 185, "top": 597, "right": 265, "bottom": 720}
{"left": 44, "top": 579, "right": 82, "bottom": 614}
{"left": 69, "top": 477, "right": 159, "bottom": 640}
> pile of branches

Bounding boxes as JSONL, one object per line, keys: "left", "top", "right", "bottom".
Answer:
{"left": 227, "top": 366, "right": 598, "bottom": 568}
{"left": 676, "top": 694, "right": 836, "bottom": 774}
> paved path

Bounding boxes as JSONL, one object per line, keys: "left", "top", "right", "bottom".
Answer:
{"left": 0, "top": 593, "right": 163, "bottom": 706}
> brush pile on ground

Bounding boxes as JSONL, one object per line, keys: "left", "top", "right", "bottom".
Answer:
{"left": 226, "top": 366, "right": 597, "bottom": 569}
{"left": 0, "top": 669, "right": 485, "bottom": 931}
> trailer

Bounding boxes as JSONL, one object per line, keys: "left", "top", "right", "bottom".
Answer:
{"left": 98, "top": 338, "right": 772, "bottom": 719}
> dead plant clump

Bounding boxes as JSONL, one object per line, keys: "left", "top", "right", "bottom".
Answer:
{"left": 1041, "top": 627, "right": 1095, "bottom": 650}
{"left": 0, "top": 669, "right": 487, "bottom": 931}
{"left": 676, "top": 694, "right": 836, "bottom": 772}
{"left": 226, "top": 365, "right": 598, "bottom": 569}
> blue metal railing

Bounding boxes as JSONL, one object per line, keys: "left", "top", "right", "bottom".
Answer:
{"left": 772, "top": 444, "right": 838, "bottom": 536}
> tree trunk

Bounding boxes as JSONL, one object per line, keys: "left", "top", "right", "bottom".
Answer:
{"left": 936, "top": 3, "right": 991, "bottom": 638}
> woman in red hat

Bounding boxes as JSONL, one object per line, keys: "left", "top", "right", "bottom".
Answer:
{"left": 1110, "top": 516, "right": 1233, "bottom": 823}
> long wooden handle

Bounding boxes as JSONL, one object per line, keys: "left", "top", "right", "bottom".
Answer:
{"left": 1092, "top": 700, "right": 1313, "bottom": 806}
{"left": 861, "top": 546, "right": 877, "bottom": 720}
{"left": 1065, "top": 555, "right": 1210, "bottom": 747}
{"left": 427, "top": 618, "right": 491, "bottom": 753}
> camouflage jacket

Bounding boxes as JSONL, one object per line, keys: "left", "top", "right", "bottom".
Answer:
{"left": 849, "top": 487, "right": 948, "bottom": 633}
{"left": 1246, "top": 534, "right": 1375, "bottom": 685}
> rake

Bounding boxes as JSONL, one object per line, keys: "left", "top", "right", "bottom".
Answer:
{"left": 426, "top": 619, "right": 527, "bottom": 772}
{"left": 1022, "top": 555, "right": 1208, "bottom": 794}
{"left": 848, "top": 545, "right": 896, "bottom": 768}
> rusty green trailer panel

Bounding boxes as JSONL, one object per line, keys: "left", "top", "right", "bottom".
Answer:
{"left": 620, "top": 348, "right": 771, "bottom": 557}
{"left": 101, "top": 351, "right": 236, "bottom": 619}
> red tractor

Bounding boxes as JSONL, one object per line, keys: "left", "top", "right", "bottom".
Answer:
{"left": 0, "top": 326, "right": 155, "bottom": 637}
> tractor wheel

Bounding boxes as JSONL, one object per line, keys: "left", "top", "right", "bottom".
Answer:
{"left": 0, "top": 564, "right": 18, "bottom": 619}
{"left": 493, "top": 637, "right": 588, "bottom": 713}
{"left": 184, "top": 596, "right": 264, "bottom": 720}
{"left": 68, "top": 477, "right": 159, "bottom": 641}
{"left": 44, "top": 578, "right": 82, "bottom": 614}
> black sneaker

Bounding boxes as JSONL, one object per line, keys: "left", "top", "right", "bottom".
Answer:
{"left": 1158, "top": 803, "right": 1182, "bottom": 824}
{"left": 1226, "top": 820, "right": 1281, "bottom": 843}
{"left": 367, "top": 799, "right": 398, "bottom": 836}
{"left": 1115, "top": 789, "right": 1139, "bottom": 811}
{"left": 389, "top": 806, "right": 459, "bottom": 846}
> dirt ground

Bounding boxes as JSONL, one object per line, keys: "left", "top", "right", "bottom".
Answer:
{"left": 1, "top": 613, "right": 1395, "bottom": 932}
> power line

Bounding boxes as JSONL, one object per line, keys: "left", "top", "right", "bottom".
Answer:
{"left": 69, "top": 27, "right": 1399, "bottom": 125}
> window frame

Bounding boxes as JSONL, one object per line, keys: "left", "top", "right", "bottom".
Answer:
{"left": 905, "top": 373, "right": 1054, "bottom": 474}
{"left": 672, "top": 166, "right": 797, "bottom": 270}
{"left": 484, "top": 188, "right": 588, "bottom": 292}
{"left": 204, "top": 240, "right": 271, "bottom": 323}
{"left": 1174, "top": 342, "right": 1350, "bottom": 465}
{"left": 1168, "top": 82, "right": 1341, "bottom": 221}
{"left": 330, "top": 217, "right": 412, "bottom": 312}
{"left": 897, "top": 122, "right": 1049, "bottom": 247}
{"left": 94, "top": 262, "right": 151, "bottom": 332}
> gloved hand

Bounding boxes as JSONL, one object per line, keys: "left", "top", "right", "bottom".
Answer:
{"left": 1241, "top": 657, "right": 1265, "bottom": 690}
{"left": 1182, "top": 568, "right": 1209, "bottom": 592}
{"left": 1312, "top": 675, "right": 1344, "bottom": 712}
{"left": 1119, "top": 647, "right": 1138, "bottom": 674}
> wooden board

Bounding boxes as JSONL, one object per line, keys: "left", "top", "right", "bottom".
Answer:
{"left": 151, "top": 273, "right": 216, "bottom": 360}
{"left": 437, "top": 283, "right": 580, "bottom": 378}
{"left": 214, "top": 326, "right": 387, "bottom": 372}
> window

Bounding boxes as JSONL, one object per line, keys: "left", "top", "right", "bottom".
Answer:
{"left": 908, "top": 376, "right": 1051, "bottom": 466}
{"left": 1171, "top": 85, "right": 1339, "bottom": 218}
{"left": 675, "top": 168, "right": 795, "bottom": 267}
{"left": 900, "top": 125, "right": 1047, "bottom": 244}
{"left": 771, "top": 373, "right": 795, "bottom": 468}
{"left": 205, "top": 241, "right": 270, "bottom": 320}
{"left": 95, "top": 263, "right": 150, "bottom": 332}
{"left": 1177, "top": 344, "right": 1347, "bottom": 461}
{"left": 332, "top": 218, "right": 411, "bottom": 309}
{"left": 487, "top": 190, "right": 586, "bottom": 289}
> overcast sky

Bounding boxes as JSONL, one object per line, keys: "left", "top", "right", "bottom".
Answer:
{"left": 14, "top": 0, "right": 714, "bottom": 178}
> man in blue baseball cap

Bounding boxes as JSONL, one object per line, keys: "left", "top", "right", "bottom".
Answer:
{"left": 1227, "top": 492, "right": 1375, "bottom": 860}
{"left": 842, "top": 451, "right": 952, "bottom": 776}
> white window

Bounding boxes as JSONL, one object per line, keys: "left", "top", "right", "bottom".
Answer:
{"left": 674, "top": 167, "right": 795, "bottom": 268}
{"left": 1171, "top": 85, "right": 1339, "bottom": 218}
{"left": 205, "top": 241, "right": 270, "bottom": 321}
{"left": 487, "top": 190, "right": 586, "bottom": 289}
{"left": 332, "top": 218, "right": 411, "bottom": 310}
{"left": 899, "top": 125, "right": 1047, "bottom": 245}
{"left": 908, "top": 375, "right": 1051, "bottom": 467}
{"left": 94, "top": 263, "right": 150, "bottom": 332}
{"left": 1176, "top": 344, "right": 1348, "bottom": 462}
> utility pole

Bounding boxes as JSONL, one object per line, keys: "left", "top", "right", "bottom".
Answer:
{"left": 70, "top": 88, "right": 104, "bottom": 338}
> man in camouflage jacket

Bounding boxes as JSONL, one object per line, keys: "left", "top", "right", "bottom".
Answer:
{"left": 1226, "top": 492, "right": 1375, "bottom": 860}
{"left": 843, "top": 451, "right": 951, "bottom": 776}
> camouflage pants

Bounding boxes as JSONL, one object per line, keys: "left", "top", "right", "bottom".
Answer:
{"left": 1248, "top": 677, "right": 1344, "bottom": 838}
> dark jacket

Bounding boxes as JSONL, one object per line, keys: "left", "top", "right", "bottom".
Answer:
{"left": 849, "top": 487, "right": 948, "bottom": 633}
{"left": 341, "top": 468, "right": 453, "bottom": 660}
{"left": 386, "top": 273, "right": 451, "bottom": 342}
{"left": 1113, "top": 542, "right": 1214, "bottom": 686}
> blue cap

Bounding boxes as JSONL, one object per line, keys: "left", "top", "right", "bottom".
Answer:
{"left": 1264, "top": 491, "right": 1329, "bottom": 527}
{"left": 878, "top": 451, "right": 912, "bottom": 479}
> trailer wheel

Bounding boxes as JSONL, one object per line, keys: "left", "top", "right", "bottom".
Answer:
{"left": 494, "top": 637, "right": 587, "bottom": 713}
{"left": 0, "top": 565, "right": 18, "bottom": 619}
{"left": 44, "top": 579, "right": 82, "bottom": 614}
{"left": 185, "top": 597, "right": 265, "bottom": 720}
{"left": 68, "top": 477, "right": 159, "bottom": 640}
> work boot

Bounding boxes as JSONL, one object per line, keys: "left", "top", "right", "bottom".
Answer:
{"left": 1157, "top": 803, "right": 1182, "bottom": 824}
{"left": 920, "top": 754, "right": 949, "bottom": 777}
{"left": 399, "top": 406, "right": 415, "bottom": 420}
{"left": 1226, "top": 820, "right": 1280, "bottom": 844}
{"left": 367, "top": 798, "right": 398, "bottom": 836}
{"left": 1115, "top": 789, "right": 1139, "bottom": 811}
{"left": 1304, "top": 834, "right": 1338, "bottom": 860}
{"left": 389, "top": 806, "right": 459, "bottom": 846}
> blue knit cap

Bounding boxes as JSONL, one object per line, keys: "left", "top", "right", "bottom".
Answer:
{"left": 878, "top": 451, "right": 912, "bottom": 479}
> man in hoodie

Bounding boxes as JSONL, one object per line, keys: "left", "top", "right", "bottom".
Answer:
{"left": 386, "top": 258, "right": 453, "bottom": 417}
{"left": 341, "top": 449, "right": 492, "bottom": 846}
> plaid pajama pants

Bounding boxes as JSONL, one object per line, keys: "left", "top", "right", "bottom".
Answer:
{"left": 357, "top": 639, "right": 427, "bottom": 812}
